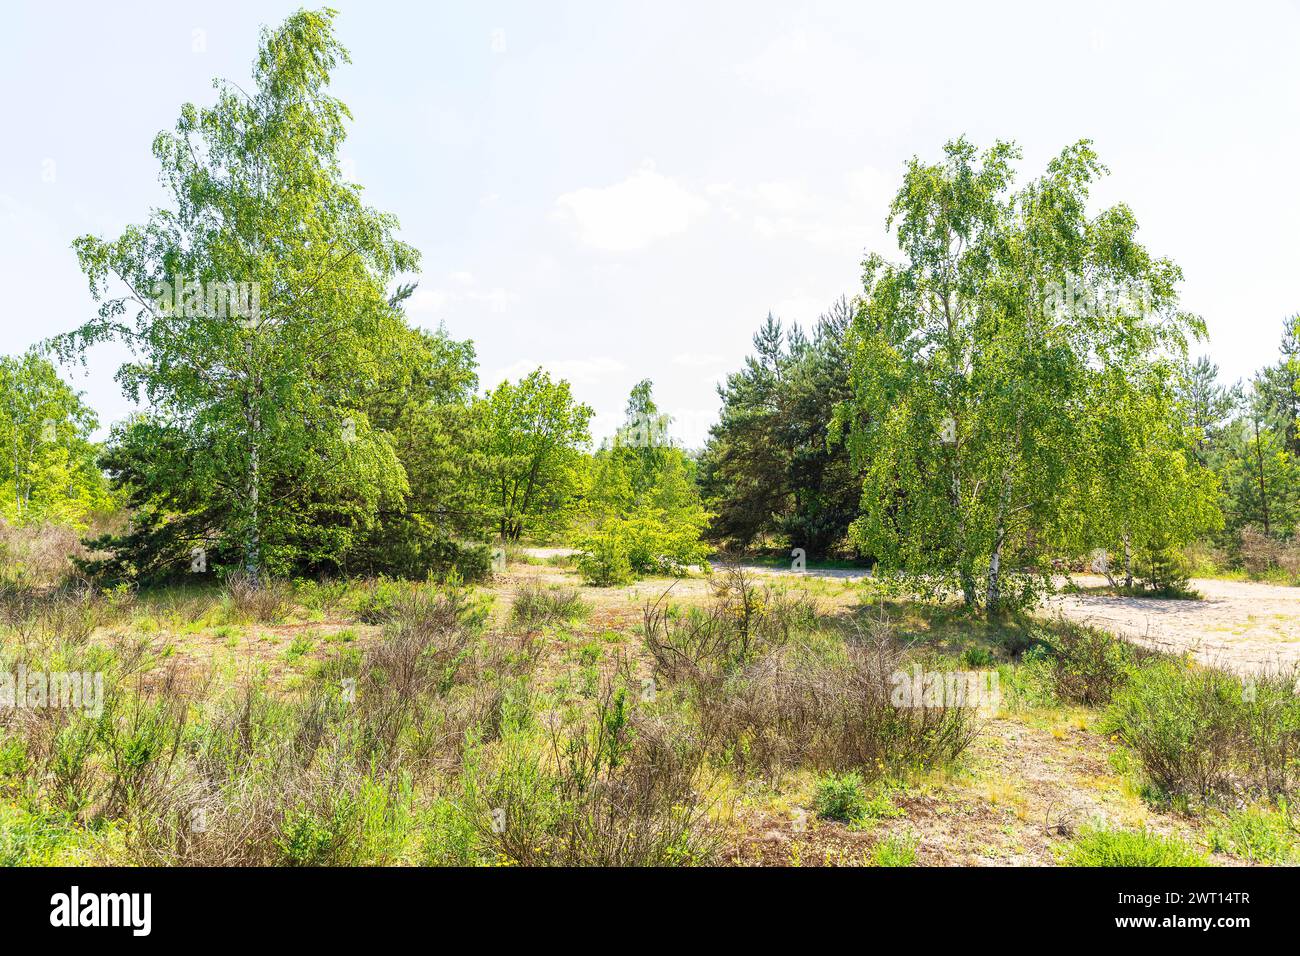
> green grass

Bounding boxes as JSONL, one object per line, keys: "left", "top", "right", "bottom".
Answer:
{"left": 1207, "top": 806, "right": 1299, "bottom": 864}
{"left": 1059, "top": 826, "right": 1209, "bottom": 867}
{"left": 283, "top": 633, "right": 315, "bottom": 662}
{"left": 812, "top": 773, "right": 907, "bottom": 827}
{"left": 0, "top": 803, "right": 116, "bottom": 866}
{"left": 871, "top": 833, "right": 918, "bottom": 866}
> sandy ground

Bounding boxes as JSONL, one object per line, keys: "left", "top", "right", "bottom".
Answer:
{"left": 754, "top": 565, "right": 1300, "bottom": 675}
{"left": 523, "top": 550, "right": 1300, "bottom": 676}
{"left": 1047, "top": 575, "right": 1300, "bottom": 676}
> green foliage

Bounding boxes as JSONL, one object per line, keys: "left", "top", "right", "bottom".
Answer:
{"left": 1105, "top": 661, "right": 1300, "bottom": 803}
{"left": 812, "top": 771, "right": 869, "bottom": 822}
{"left": 277, "top": 801, "right": 355, "bottom": 866}
{"left": 1038, "top": 620, "right": 1135, "bottom": 706}
{"left": 870, "top": 833, "right": 918, "bottom": 866}
{"left": 576, "top": 380, "right": 711, "bottom": 582}
{"left": 1133, "top": 539, "right": 1196, "bottom": 597}
{"left": 419, "top": 797, "right": 484, "bottom": 866}
{"left": 699, "top": 301, "right": 862, "bottom": 556}
{"left": 1206, "top": 805, "right": 1299, "bottom": 864}
{"left": 843, "top": 137, "right": 1215, "bottom": 611}
{"left": 1060, "top": 825, "right": 1208, "bottom": 867}
{"left": 575, "top": 532, "right": 635, "bottom": 586}
{"left": 0, "top": 803, "right": 111, "bottom": 866}
{"left": 476, "top": 369, "right": 592, "bottom": 542}
{"left": 0, "top": 352, "right": 114, "bottom": 529}
{"left": 959, "top": 646, "right": 997, "bottom": 668}
{"left": 59, "top": 10, "right": 424, "bottom": 583}
{"left": 577, "top": 508, "right": 709, "bottom": 582}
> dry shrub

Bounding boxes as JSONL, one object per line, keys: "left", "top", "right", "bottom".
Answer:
{"left": 351, "top": 588, "right": 481, "bottom": 766}
{"left": 306, "top": 583, "right": 522, "bottom": 776}
{"left": 463, "top": 673, "right": 720, "bottom": 866}
{"left": 1237, "top": 526, "right": 1300, "bottom": 580}
{"left": 0, "top": 520, "right": 86, "bottom": 588}
{"left": 645, "top": 571, "right": 978, "bottom": 779}
{"left": 128, "top": 682, "right": 400, "bottom": 866}
{"left": 509, "top": 583, "right": 590, "bottom": 631}
{"left": 0, "top": 581, "right": 112, "bottom": 649}
{"left": 95, "top": 666, "right": 197, "bottom": 819}
{"left": 643, "top": 564, "right": 814, "bottom": 687}
{"left": 696, "top": 629, "right": 980, "bottom": 777}
{"left": 221, "top": 570, "right": 292, "bottom": 623}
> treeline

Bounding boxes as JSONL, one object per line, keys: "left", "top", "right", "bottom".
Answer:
{"left": 700, "top": 138, "right": 1243, "bottom": 609}
{"left": 19, "top": 10, "right": 710, "bottom": 589}
{"left": 32, "top": 11, "right": 594, "bottom": 585}
{"left": 698, "top": 299, "right": 859, "bottom": 557}
{"left": 1178, "top": 320, "right": 1300, "bottom": 575}
{"left": 6, "top": 8, "right": 1294, "bottom": 606}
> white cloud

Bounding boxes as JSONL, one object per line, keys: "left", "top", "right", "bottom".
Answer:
{"left": 706, "top": 169, "right": 895, "bottom": 253}
{"left": 465, "top": 288, "right": 519, "bottom": 313}
{"left": 732, "top": 28, "right": 865, "bottom": 98}
{"left": 485, "top": 356, "right": 626, "bottom": 390}
{"left": 554, "top": 161, "right": 709, "bottom": 251}
{"left": 770, "top": 294, "right": 829, "bottom": 323}
{"left": 409, "top": 287, "right": 448, "bottom": 315}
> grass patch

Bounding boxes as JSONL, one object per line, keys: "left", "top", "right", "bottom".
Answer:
{"left": 509, "top": 583, "right": 591, "bottom": 630}
{"left": 1059, "top": 825, "right": 1209, "bottom": 867}
{"left": 871, "top": 833, "right": 918, "bottom": 866}
{"left": 1206, "top": 806, "right": 1299, "bottom": 864}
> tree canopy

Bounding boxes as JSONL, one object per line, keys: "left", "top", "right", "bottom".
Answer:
{"left": 842, "top": 137, "right": 1217, "bottom": 609}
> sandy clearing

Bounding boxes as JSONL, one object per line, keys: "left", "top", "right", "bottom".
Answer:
{"left": 1047, "top": 575, "right": 1300, "bottom": 676}
{"left": 520, "top": 550, "right": 1300, "bottom": 675}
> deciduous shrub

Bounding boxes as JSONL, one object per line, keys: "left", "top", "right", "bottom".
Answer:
{"left": 1037, "top": 619, "right": 1137, "bottom": 706}
{"left": 812, "top": 772, "right": 869, "bottom": 822}
{"left": 575, "top": 533, "right": 634, "bottom": 587}
{"left": 1105, "top": 661, "right": 1300, "bottom": 802}
{"left": 576, "top": 507, "right": 709, "bottom": 584}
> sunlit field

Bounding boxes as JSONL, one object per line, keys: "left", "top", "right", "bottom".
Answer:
{"left": 2, "top": 5, "right": 1299, "bottom": 900}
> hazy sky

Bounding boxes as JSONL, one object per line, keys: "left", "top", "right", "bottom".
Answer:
{"left": 2, "top": 1, "right": 1298, "bottom": 445}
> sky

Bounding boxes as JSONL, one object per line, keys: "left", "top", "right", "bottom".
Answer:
{"left": 2, "top": 0, "right": 1298, "bottom": 446}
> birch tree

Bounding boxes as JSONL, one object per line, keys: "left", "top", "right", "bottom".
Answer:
{"left": 55, "top": 10, "right": 416, "bottom": 582}
{"left": 844, "top": 138, "right": 1210, "bottom": 610}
